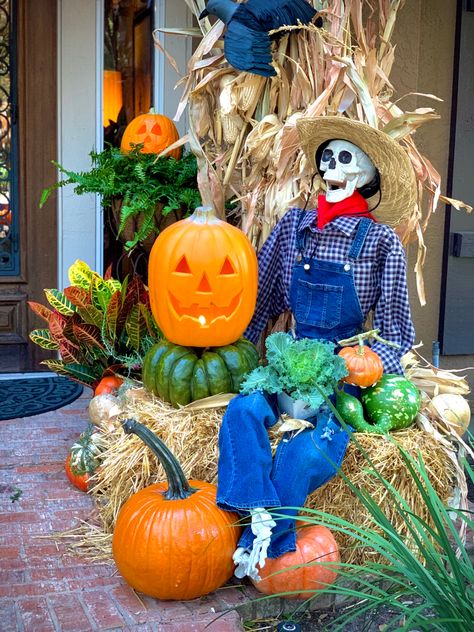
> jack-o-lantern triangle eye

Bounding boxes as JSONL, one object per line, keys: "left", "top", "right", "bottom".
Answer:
{"left": 151, "top": 123, "right": 162, "bottom": 135}
{"left": 175, "top": 255, "right": 192, "bottom": 273}
{"left": 220, "top": 257, "right": 235, "bottom": 275}
{"left": 137, "top": 124, "right": 147, "bottom": 135}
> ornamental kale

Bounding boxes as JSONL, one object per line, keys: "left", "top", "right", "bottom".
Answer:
{"left": 240, "top": 332, "right": 348, "bottom": 409}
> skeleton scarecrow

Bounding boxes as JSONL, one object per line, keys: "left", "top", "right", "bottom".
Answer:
{"left": 216, "top": 116, "right": 418, "bottom": 580}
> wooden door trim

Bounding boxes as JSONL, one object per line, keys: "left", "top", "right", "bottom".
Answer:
{"left": 0, "top": 0, "right": 58, "bottom": 371}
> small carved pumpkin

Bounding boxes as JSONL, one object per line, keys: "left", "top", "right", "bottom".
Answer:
{"left": 148, "top": 206, "right": 258, "bottom": 347}
{"left": 252, "top": 525, "right": 340, "bottom": 599}
{"left": 120, "top": 111, "right": 181, "bottom": 159}
{"left": 338, "top": 344, "right": 384, "bottom": 388}
{"left": 112, "top": 419, "right": 241, "bottom": 600}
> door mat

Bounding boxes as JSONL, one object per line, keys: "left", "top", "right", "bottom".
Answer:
{"left": 0, "top": 376, "right": 84, "bottom": 420}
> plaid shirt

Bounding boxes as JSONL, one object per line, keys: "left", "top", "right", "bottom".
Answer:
{"left": 245, "top": 208, "right": 415, "bottom": 374}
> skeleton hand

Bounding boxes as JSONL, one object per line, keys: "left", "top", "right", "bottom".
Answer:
{"left": 232, "top": 508, "right": 276, "bottom": 580}
{"left": 246, "top": 508, "right": 276, "bottom": 580}
{"left": 232, "top": 547, "right": 251, "bottom": 579}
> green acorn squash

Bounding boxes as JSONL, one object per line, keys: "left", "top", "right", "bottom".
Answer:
{"left": 142, "top": 338, "right": 260, "bottom": 407}
{"left": 336, "top": 374, "right": 420, "bottom": 434}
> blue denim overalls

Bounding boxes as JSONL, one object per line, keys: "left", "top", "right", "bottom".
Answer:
{"left": 217, "top": 216, "right": 373, "bottom": 558}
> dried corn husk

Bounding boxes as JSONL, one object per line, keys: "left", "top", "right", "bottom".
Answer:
{"left": 155, "top": 0, "right": 471, "bottom": 306}
{"left": 401, "top": 350, "right": 471, "bottom": 397}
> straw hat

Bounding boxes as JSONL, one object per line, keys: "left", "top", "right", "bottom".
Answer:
{"left": 296, "top": 116, "right": 417, "bottom": 227}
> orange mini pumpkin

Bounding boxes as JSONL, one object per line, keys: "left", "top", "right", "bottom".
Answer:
{"left": 112, "top": 419, "right": 240, "bottom": 600}
{"left": 338, "top": 344, "right": 384, "bottom": 388}
{"left": 148, "top": 206, "right": 258, "bottom": 347}
{"left": 120, "top": 111, "right": 181, "bottom": 159}
{"left": 252, "top": 525, "right": 340, "bottom": 599}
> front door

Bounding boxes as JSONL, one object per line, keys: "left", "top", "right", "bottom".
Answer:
{"left": 0, "top": 0, "right": 58, "bottom": 372}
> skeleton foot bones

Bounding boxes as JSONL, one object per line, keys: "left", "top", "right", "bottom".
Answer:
{"left": 233, "top": 507, "right": 276, "bottom": 581}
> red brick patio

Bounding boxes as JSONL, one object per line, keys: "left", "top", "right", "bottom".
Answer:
{"left": 0, "top": 390, "right": 252, "bottom": 631}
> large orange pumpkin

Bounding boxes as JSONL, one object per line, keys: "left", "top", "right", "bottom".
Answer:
{"left": 112, "top": 419, "right": 241, "bottom": 601}
{"left": 252, "top": 525, "right": 340, "bottom": 599}
{"left": 148, "top": 206, "right": 258, "bottom": 347}
{"left": 338, "top": 344, "right": 384, "bottom": 388}
{"left": 120, "top": 111, "right": 181, "bottom": 159}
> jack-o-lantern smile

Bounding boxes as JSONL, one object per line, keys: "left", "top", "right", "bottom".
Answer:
{"left": 148, "top": 206, "right": 258, "bottom": 347}
{"left": 169, "top": 290, "right": 243, "bottom": 325}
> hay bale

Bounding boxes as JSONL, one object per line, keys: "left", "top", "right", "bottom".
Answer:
{"left": 92, "top": 387, "right": 228, "bottom": 530}
{"left": 91, "top": 388, "right": 460, "bottom": 566}
{"left": 306, "top": 428, "right": 457, "bottom": 565}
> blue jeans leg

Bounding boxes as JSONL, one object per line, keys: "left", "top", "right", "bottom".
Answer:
{"left": 216, "top": 391, "right": 281, "bottom": 512}
{"left": 238, "top": 412, "right": 350, "bottom": 558}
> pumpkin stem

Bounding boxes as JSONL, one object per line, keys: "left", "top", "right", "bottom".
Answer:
{"left": 121, "top": 418, "right": 196, "bottom": 500}
{"left": 190, "top": 206, "right": 221, "bottom": 225}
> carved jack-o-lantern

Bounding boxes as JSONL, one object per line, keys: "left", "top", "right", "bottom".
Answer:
{"left": 148, "top": 207, "right": 258, "bottom": 347}
{"left": 120, "top": 111, "right": 181, "bottom": 159}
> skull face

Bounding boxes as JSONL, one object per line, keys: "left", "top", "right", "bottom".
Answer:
{"left": 319, "top": 140, "right": 376, "bottom": 203}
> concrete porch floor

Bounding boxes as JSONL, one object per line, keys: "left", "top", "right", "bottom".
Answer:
{"left": 0, "top": 391, "right": 255, "bottom": 632}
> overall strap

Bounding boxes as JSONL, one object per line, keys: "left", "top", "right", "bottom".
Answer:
{"left": 348, "top": 217, "right": 373, "bottom": 261}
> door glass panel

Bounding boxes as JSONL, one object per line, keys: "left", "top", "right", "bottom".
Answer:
{"left": 103, "top": 0, "right": 154, "bottom": 280}
{"left": 103, "top": 0, "right": 153, "bottom": 147}
{"left": 0, "top": 0, "right": 18, "bottom": 275}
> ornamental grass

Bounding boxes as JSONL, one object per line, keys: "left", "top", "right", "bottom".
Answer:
{"left": 278, "top": 446, "right": 474, "bottom": 631}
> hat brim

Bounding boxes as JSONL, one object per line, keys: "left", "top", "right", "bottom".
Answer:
{"left": 296, "top": 117, "right": 417, "bottom": 227}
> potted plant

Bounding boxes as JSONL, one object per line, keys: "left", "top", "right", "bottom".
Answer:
{"left": 40, "top": 146, "right": 201, "bottom": 253}
{"left": 240, "top": 332, "right": 348, "bottom": 419}
{"left": 28, "top": 259, "right": 159, "bottom": 389}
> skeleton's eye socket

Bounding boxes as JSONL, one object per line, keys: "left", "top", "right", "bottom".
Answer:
{"left": 338, "top": 150, "right": 352, "bottom": 164}
{"left": 321, "top": 148, "right": 333, "bottom": 162}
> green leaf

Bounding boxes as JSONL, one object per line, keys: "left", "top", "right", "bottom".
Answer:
{"left": 76, "top": 304, "right": 104, "bottom": 328}
{"left": 39, "top": 180, "right": 62, "bottom": 209}
{"left": 68, "top": 260, "right": 94, "bottom": 289}
{"left": 29, "top": 329, "right": 59, "bottom": 350}
{"left": 44, "top": 289, "right": 76, "bottom": 315}
{"left": 106, "top": 279, "right": 122, "bottom": 294}
{"left": 41, "top": 360, "right": 98, "bottom": 386}
{"left": 72, "top": 323, "right": 104, "bottom": 350}
{"left": 105, "top": 290, "right": 121, "bottom": 343}
{"left": 59, "top": 340, "right": 85, "bottom": 364}
{"left": 48, "top": 312, "right": 70, "bottom": 345}
{"left": 125, "top": 305, "right": 142, "bottom": 351}
{"left": 139, "top": 303, "right": 160, "bottom": 339}
{"left": 91, "top": 276, "right": 112, "bottom": 312}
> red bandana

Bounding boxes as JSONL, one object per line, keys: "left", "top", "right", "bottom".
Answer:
{"left": 317, "top": 191, "right": 375, "bottom": 230}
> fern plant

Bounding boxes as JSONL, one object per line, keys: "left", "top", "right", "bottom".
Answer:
{"left": 28, "top": 260, "right": 160, "bottom": 388}
{"left": 40, "top": 147, "right": 201, "bottom": 250}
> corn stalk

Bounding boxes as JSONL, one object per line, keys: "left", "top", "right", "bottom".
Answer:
{"left": 158, "top": 0, "right": 471, "bottom": 305}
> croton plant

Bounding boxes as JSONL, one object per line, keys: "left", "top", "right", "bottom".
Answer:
{"left": 28, "top": 260, "right": 159, "bottom": 389}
